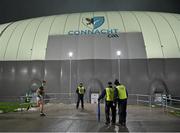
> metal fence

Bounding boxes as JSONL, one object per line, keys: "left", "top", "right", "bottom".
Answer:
{"left": 163, "top": 97, "right": 180, "bottom": 111}
{"left": 128, "top": 94, "right": 180, "bottom": 113}
{"left": 45, "top": 93, "right": 77, "bottom": 104}
{"left": 0, "top": 93, "right": 180, "bottom": 113}
{"left": 128, "top": 94, "right": 152, "bottom": 106}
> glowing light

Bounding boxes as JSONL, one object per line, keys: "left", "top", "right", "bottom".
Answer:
{"left": 116, "top": 50, "right": 121, "bottom": 56}
{"left": 68, "top": 52, "right": 73, "bottom": 57}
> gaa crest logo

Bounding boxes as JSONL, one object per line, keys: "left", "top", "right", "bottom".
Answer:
{"left": 82, "top": 16, "right": 105, "bottom": 30}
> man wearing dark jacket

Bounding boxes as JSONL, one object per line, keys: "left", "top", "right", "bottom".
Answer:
{"left": 114, "top": 79, "right": 128, "bottom": 126}
{"left": 98, "top": 82, "right": 116, "bottom": 125}
{"left": 76, "top": 82, "right": 86, "bottom": 109}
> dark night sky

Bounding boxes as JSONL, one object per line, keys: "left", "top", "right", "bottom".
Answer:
{"left": 0, "top": 0, "right": 180, "bottom": 24}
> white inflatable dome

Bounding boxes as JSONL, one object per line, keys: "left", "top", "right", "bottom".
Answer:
{"left": 0, "top": 11, "right": 180, "bottom": 60}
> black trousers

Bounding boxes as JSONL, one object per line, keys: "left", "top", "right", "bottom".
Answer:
{"left": 76, "top": 94, "right": 84, "bottom": 109}
{"left": 118, "top": 99, "right": 127, "bottom": 124}
{"left": 105, "top": 101, "right": 116, "bottom": 123}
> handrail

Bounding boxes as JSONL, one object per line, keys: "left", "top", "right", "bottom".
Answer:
{"left": 0, "top": 93, "right": 180, "bottom": 105}
{"left": 129, "top": 94, "right": 147, "bottom": 96}
{"left": 166, "top": 105, "right": 180, "bottom": 111}
{"left": 128, "top": 94, "right": 152, "bottom": 106}
{"left": 47, "top": 92, "right": 75, "bottom": 94}
{"left": 163, "top": 97, "right": 180, "bottom": 102}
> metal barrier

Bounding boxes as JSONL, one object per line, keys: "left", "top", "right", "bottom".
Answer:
{"left": 129, "top": 94, "right": 180, "bottom": 113}
{"left": 1, "top": 93, "right": 180, "bottom": 113}
{"left": 128, "top": 94, "right": 152, "bottom": 106}
{"left": 46, "top": 93, "right": 76, "bottom": 103}
{"left": 163, "top": 97, "right": 180, "bottom": 111}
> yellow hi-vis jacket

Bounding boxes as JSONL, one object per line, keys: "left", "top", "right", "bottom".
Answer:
{"left": 78, "top": 86, "right": 85, "bottom": 94}
{"left": 116, "top": 85, "right": 127, "bottom": 99}
{"left": 105, "top": 87, "right": 114, "bottom": 101}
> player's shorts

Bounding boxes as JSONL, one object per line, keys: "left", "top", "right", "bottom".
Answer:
{"left": 36, "top": 95, "right": 43, "bottom": 102}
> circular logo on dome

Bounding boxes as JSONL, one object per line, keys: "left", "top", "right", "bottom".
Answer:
{"left": 82, "top": 16, "right": 105, "bottom": 30}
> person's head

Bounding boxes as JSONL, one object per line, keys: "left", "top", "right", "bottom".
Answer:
{"left": 114, "top": 79, "right": 120, "bottom": 85}
{"left": 108, "top": 81, "right": 112, "bottom": 87}
{"left": 79, "top": 82, "right": 83, "bottom": 87}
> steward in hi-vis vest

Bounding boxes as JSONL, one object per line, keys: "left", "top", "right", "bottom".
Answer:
{"left": 76, "top": 82, "right": 86, "bottom": 109}
{"left": 114, "top": 79, "right": 128, "bottom": 126}
{"left": 116, "top": 84, "right": 127, "bottom": 100}
{"left": 77, "top": 86, "right": 85, "bottom": 94}
{"left": 98, "top": 82, "right": 116, "bottom": 125}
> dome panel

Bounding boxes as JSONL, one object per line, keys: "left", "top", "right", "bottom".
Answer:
{"left": 0, "top": 23, "right": 11, "bottom": 33}
{"left": 4, "top": 20, "right": 32, "bottom": 60}
{"left": 106, "top": 11, "right": 125, "bottom": 32}
{"left": 0, "top": 22, "right": 20, "bottom": 60}
{"left": 17, "top": 17, "right": 44, "bottom": 60}
{"left": 160, "top": 13, "right": 180, "bottom": 53}
{"left": 64, "top": 13, "right": 81, "bottom": 34}
{"left": 120, "top": 11, "right": 141, "bottom": 32}
{"left": 147, "top": 12, "right": 180, "bottom": 58}
{"left": 173, "top": 14, "right": 180, "bottom": 20}
{"left": 49, "top": 15, "right": 68, "bottom": 35}
{"left": 133, "top": 12, "right": 163, "bottom": 58}
{"left": 31, "top": 16, "right": 55, "bottom": 60}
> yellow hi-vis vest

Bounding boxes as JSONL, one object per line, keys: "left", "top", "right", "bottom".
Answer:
{"left": 78, "top": 86, "right": 85, "bottom": 94}
{"left": 117, "top": 85, "right": 127, "bottom": 99}
{"left": 105, "top": 87, "right": 114, "bottom": 101}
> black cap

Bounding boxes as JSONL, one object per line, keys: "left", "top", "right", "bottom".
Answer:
{"left": 108, "top": 82, "right": 112, "bottom": 85}
{"left": 114, "top": 79, "right": 119, "bottom": 85}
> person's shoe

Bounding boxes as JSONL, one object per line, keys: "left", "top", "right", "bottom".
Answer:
{"left": 26, "top": 105, "right": 30, "bottom": 111}
{"left": 117, "top": 122, "right": 123, "bottom": 126}
{"left": 122, "top": 122, "right": 126, "bottom": 127}
{"left": 111, "top": 122, "right": 116, "bottom": 126}
{"left": 105, "top": 121, "right": 110, "bottom": 125}
{"left": 40, "top": 113, "right": 46, "bottom": 116}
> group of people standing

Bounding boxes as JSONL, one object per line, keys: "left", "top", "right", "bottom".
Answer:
{"left": 98, "top": 79, "right": 128, "bottom": 126}
{"left": 75, "top": 79, "right": 128, "bottom": 127}
{"left": 36, "top": 79, "right": 128, "bottom": 127}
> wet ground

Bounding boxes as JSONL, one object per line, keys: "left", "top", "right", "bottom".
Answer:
{"left": 0, "top": 103, "right": 180, "bottom": 132}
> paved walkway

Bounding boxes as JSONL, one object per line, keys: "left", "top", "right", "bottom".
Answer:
{"left": 0, "top": 103, "right": 180, "bottom": 132}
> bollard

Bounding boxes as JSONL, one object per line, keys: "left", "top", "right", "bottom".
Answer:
{"left": 137, "top": 95, "right": 139, "bottom": 105}
{"left": 149, "top": 95, "right": 152, "bottom": 107}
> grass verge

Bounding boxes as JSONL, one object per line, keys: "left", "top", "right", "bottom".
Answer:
{"left": 0, "top": 102, "right": 32, "bottom": 113}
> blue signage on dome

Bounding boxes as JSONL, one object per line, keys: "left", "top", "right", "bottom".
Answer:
{"left": 68, "top": 16, "right": 119, "bottom": 35}
{"left": 82, "top": 16, "right": 105, "bottom": 29}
